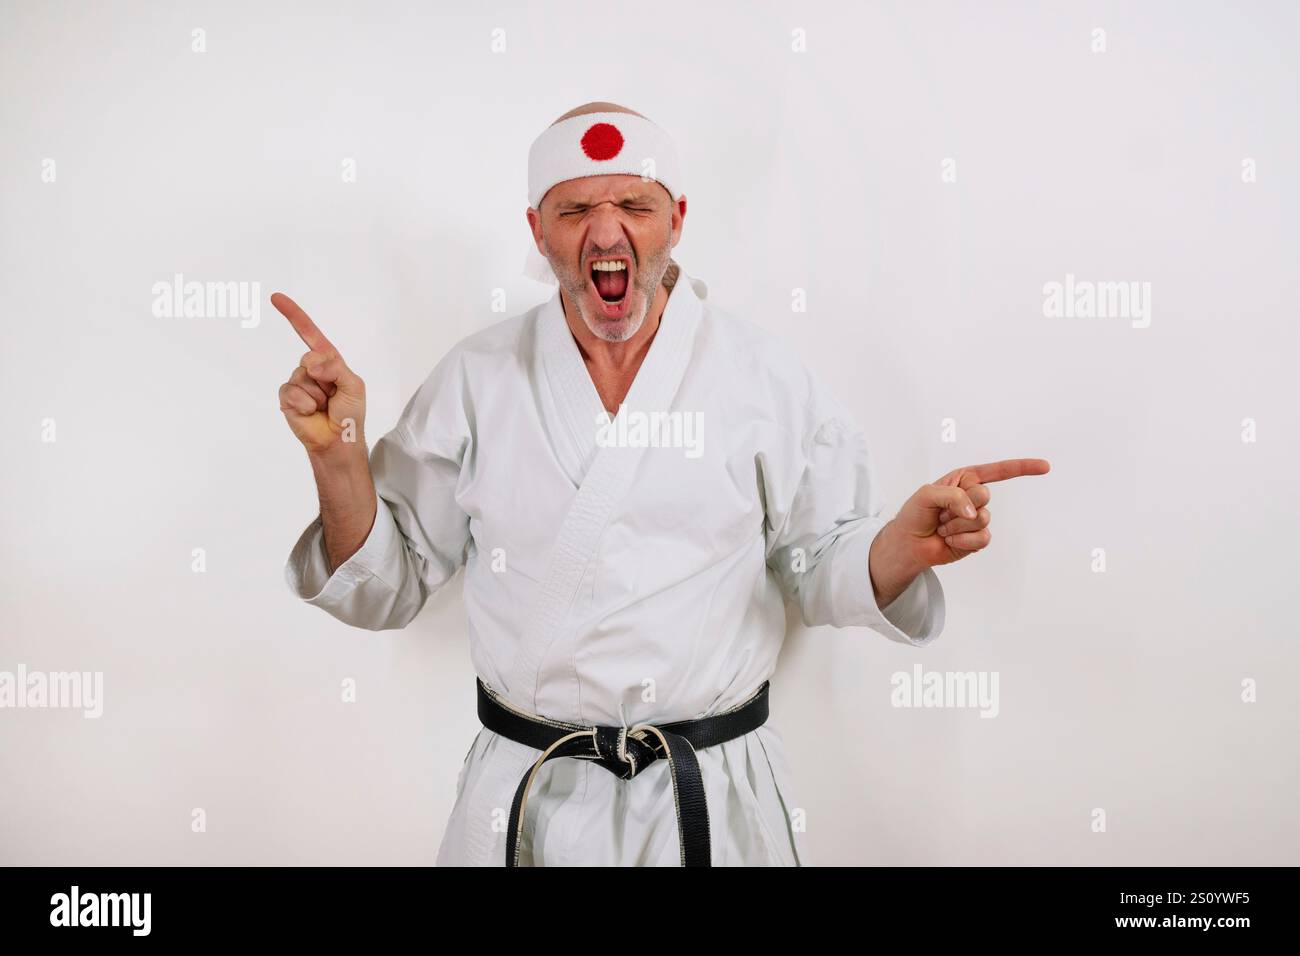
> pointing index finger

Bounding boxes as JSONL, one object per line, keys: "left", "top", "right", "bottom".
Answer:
{"left": 271, "top": 292, "right": 336, "bottom": 355}
{"left": 967, "top": 458, "right": 1052, "bottom": 484}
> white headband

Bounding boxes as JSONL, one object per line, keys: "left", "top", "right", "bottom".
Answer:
{"left": 523, "top": 111, "right": 685, "bottom": 284}
{"left": 527, "top": 111, "right": 684, "bottom": 209}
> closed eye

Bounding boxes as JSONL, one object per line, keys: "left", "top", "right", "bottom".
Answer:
{"left": 558, "top": 203, "right": 656, "bottom": 217}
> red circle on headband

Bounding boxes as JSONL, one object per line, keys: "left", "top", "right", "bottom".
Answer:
{"left": 580, "top": 123, "right": 624, "bottom": 161}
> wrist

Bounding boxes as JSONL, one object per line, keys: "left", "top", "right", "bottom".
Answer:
{"left": 869, "top": 519, "right": 929, "bottom": 606}
{"left": 880, "top": 519, "right": 929, "bottom": 574}
{"left": 307, "top": 435, "right": 369, "bottom": 472}
{"left": 307, "top": 440, "right": 376, "bottom": 514}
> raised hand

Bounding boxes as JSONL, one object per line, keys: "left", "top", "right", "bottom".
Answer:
{"left": 896, "top": 458, "right": 1051, "bottom": 567}
{"left": 273, "top": 293, "right": 367, "bottom": 456}
{"left": 869, "top": 458, "right": 1051, "bottom": 607}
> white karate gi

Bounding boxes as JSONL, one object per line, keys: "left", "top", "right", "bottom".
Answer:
{"left": 285, "top": 265, "right": 945, "bottom": 866}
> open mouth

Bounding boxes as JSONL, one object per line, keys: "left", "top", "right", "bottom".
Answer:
{"left": 588, "top": 257, "right": 632, "bottom": 316}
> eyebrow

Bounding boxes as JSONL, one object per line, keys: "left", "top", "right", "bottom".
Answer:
{"left": 555, "top": 194, "right": 660, "bottom": 211}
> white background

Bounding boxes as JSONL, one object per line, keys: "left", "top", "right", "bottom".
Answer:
{"left": 2, "top": 0, "right": 1297, "bottom": 865}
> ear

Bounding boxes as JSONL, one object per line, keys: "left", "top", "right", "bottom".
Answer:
{"left": 525, "top": 206, "right": 545, "bottom": 253}
{"left": 669, "top": 194, "right": 687, "bottom": 249}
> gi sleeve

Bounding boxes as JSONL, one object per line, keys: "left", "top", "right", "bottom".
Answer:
{"left": 284, "top": 355, "right": 473, "bottom": 631}
{"left": 763, "top": 397, "right": 946, "bottom": 647}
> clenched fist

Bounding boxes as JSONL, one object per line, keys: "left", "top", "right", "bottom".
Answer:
{"left": 272, "top": 293, "right": 367, "bottom": 456}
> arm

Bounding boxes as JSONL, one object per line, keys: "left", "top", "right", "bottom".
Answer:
{"left": 762, "top": 363, "right": 1050, "bottom": 645}
{"left": 274, "top": 293, "right": 471, "bottom": 630}
{"left": 308, "top": 442, "right": 378, "bottom": 575}
{"left": 763, "top": 406, "right": 946, "bottom": 647}
{"left": 273, "top": 291, "right": 376, "bottom": 573}
{"left": 284, "top": 420, "right": 470, "bottom": 631}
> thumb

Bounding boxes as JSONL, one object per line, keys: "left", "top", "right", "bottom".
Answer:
{"left": 303, "top": 353, "right": 364, "bottom": 398}
{"left": 922, "top": 483, "right": 977, "bottom": 520}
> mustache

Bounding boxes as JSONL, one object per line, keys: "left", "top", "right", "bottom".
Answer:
{"left": 583, "top": 249, "right": 634, "bottom": 265}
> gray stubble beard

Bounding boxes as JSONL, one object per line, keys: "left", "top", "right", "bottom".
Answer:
{"left": 545, "top": 225, "right": 673, "bottom": 343}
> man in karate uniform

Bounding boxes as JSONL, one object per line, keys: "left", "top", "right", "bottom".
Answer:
{"left": 276, "top": 102, "right": 1049, "bottom": 866}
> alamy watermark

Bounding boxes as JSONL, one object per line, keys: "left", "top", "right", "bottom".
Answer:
{"left": 1042, "top": 273, "right": 1151, "bottom": 329}
{"left": 50, "top": 886, "right": 150, "bottom": 936}
{"left": 595, "top": 405, "right": 704, "bottom": 459}
{"left": 152, "top": 273, "right": 260, "bottom": 328}
{"left": 891, "top": 664, "right": 999, "bottom": 718}
{"left": 0, "top": 665, "right": 103, "bottom": 718}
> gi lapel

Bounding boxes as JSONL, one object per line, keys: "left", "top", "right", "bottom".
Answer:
{"left": 534, "top": 292, "right": 606, "bottom": 488}
{"left": 506, "top": 266, "right": 706, "bottom": 715}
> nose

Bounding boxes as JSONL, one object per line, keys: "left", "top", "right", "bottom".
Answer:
{"left": 584, "top": 202, "right": 631, "bottom": 255}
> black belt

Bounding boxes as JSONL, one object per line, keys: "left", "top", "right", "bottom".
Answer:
{"left": 476, "top": 678, "right": 771, "bottom": 867}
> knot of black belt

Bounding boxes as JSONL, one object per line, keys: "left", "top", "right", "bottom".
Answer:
{"left": 591, "top": 723, "right": 662, "bottom": 779}
{"left": 476, "top": 678, "right": 771, "bottom": 867}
